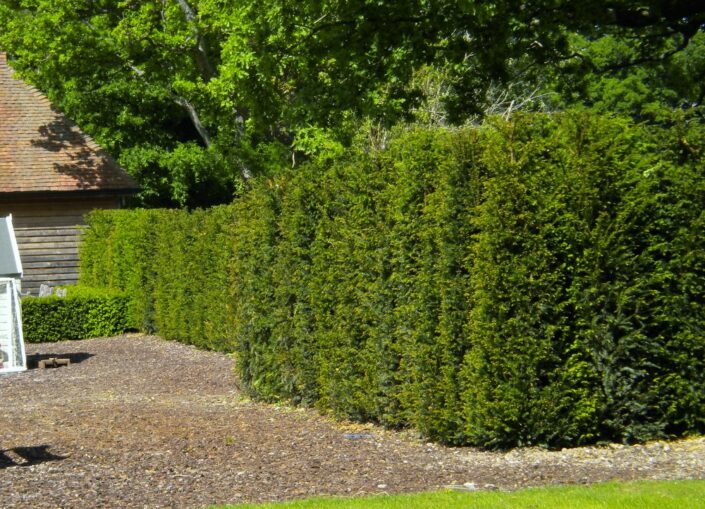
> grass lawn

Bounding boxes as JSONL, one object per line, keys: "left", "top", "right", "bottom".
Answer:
{"left": 215, "top": 480, "right": 705, "bottom": 509}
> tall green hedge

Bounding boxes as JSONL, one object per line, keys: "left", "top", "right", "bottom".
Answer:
{"left": 80, "top": 206, "right": 236, "bottom": 351}
{"left": 80, "top": 113, "right": 705, "bottom": 448}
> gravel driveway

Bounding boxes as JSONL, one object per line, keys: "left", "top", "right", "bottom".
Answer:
{"left": 0, "top": 335, "right": 703, "bottom": 508}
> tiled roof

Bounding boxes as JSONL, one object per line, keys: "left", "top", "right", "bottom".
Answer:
{"left": 0, "top": 53, "right": 138, "bottom": 194}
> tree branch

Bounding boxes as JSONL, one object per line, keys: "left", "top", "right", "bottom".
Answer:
{"left": 174, "top": 96, "right": 212, "bottom": 147}
{"left": 175, "top": 0, "right": 216, "bottom": 82}
{"left": 598, "top": 29, "right": 696, "bottom": 72}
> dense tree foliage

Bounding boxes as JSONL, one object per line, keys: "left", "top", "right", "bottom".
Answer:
{"left": 554, "top": 32, "right": 705, "bottom": 121}
{"left": 1, "top": 0, "right": 703, "bottom": 205}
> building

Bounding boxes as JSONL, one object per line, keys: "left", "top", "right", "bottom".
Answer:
{"left": 0, "top": 53, "right": 138, "bottom": 295}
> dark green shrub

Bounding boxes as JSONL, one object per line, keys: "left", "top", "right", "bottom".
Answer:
{"left": 22, "top": 286, "right": 130, "bottom": 342}
{"left": 229, "top": 182, "right": 283, "bottom": 398}
{"left": 460, "top": 115, "right": 627, "bottom": 448}
{"left": 460, "top": 114, "right": 705, "bottom": 447}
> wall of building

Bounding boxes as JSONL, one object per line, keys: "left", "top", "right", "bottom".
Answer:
{"left": 0, "top": 194, "right": 121, "bottom": 295}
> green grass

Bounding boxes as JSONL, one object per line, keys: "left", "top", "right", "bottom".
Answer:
{"left": 214, "top": 480, "right": 705, "bottom": 509}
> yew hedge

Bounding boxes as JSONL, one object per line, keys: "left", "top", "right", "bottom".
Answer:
{"left": 79, "top": 113, "right": 705, "bottom": 448}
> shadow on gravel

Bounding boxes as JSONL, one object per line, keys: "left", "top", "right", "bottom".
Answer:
{"left": 26, "top": 352, "right": 94, "bottom": 369}
{"left": 0, "top": 446, "right": 67, "bottom": 469}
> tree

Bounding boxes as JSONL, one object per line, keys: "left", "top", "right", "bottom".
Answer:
{"left": 554, "top": 32, "right": 705, "bottom": 122}
{"left": 1, "top": 0, "right": 703, "bottom": 206}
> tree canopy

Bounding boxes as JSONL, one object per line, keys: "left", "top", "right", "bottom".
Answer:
{"left": 1, "top": 0, "right": 703, "bottom": 206}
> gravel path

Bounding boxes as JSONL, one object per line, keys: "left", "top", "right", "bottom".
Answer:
{"left": 0, "top": 335, "right": 703, "bottom": 508}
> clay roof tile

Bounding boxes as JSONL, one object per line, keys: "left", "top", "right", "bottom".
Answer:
{"left": 0, "top": 53, "right": 139, "bottom": 194}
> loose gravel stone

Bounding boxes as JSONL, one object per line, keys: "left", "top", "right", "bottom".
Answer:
{"left": 0, "top": 335, "right": 703, "bottom": 508}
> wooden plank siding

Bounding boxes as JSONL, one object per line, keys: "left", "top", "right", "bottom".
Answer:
{"left": 14, "top": 226, "right": 82, "bottom": 293}
{"left": 0, "top": 195, "right": 121, "bottom": 295}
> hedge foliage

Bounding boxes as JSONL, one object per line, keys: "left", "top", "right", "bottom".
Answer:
{"left": 22, "top": 286, "right": 130, "bottom": 342}
{"left": 79, "top": 113, "right": 705, "bottom": 448}
{"left": 80, "top": 206, "right": 236, "bottom": 351}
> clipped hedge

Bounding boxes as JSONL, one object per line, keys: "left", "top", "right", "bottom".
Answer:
{"left": 79, "top": 113, "right": 705, "bottom": 448}
{"left": 80, "top": 206, "right": 236, "bottom": 351}
{"left": 22, "top": 286, "right": 130, "bottom": 342}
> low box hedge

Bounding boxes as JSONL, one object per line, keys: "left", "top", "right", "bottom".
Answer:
{"left": 22, "top": 286, "right": 130, "bottom": 342}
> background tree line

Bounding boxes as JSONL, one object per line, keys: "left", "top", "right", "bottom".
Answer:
{"left": 1, "top": 0, "right": 704, "bottom": 207}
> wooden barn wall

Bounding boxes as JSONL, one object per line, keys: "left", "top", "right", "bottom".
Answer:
{"left": 0, "top": 196, "right": 121, "bottom": 295}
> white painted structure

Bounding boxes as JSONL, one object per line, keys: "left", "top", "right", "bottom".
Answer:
{"left": 0, "top": 278, "right": 25, "bottom": 373}
{"left": 0, "top": 215, "right": 26, "bottom": 373}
